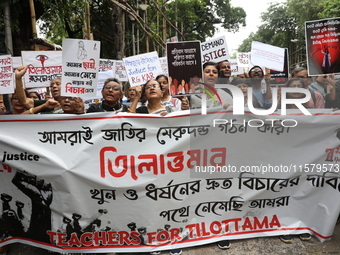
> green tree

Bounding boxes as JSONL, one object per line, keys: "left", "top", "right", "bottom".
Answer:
{"left": 164, "top": 0, "right": 246, "bottom": 42}
{"left": 319, "top": 0, "right": 340, "bottom": 18}
{"left": 237, "top": 0, "right": 329, "bottom": 69}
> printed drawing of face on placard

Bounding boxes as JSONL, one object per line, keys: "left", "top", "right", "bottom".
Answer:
{"left": 77, "top": 41, "right": 88, "bottom": 60}
{"left": 166, "top": 41, "right": 202, "bottom": 95}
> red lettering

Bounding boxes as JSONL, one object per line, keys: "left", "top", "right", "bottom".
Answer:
{"left": 210, "top": 221, "right": 222, "bottom": 235}
{"left": 253, "top": 216, "right": 269, "bottom": 229}
{"left": 169, "top": 228, "right": 182, "bottom": 242}
{"left": 147, "top": 231, "right": 157, "bottom": 244}
{"left": 56, "top": 232, "right": 68, "bottom": 246}
{"left": 156, "top": 230, "right": 170, "bottom": 243}
{"left": 80, "top": 232, "right": 93, "bottom": 246}
{"left": 107, "top": 231, "right": 119, "bottom": 245}
{"left": 221, "top": 218, "right": 242, "bottom": 232}
{"left": 185, "top": 223, "right": 198, "bottom": 238}
{"left": 68, "top": 232, "right": 82, "bottom": 247}
{"left": 201, "top": 222, "right": 211, "bottom": 236}
{"left": 269, "top": 214, "right": 281, "bottom": 228}
{"left": 93, "top": 231, "right": 107, "bottom": 245}
{"left": 210, "top": 148, "right": 226, "bottom": 166}
{"left": 325, "top": 147, "right": 337, "bottom": 162}
{"left": 47, "top": 231, "right": 57, "bottom": 245}
{"left": 242, "top": 217, "right": 253, "bottom": 231}
{"left": 167, "top": 152, "right": 184, "bottom": 172}
{"left": 130, "top": 231, "right": 141, "bottom": 245}
{"left": 1, "top": 164, "right": 11, "bottom": 173}
{"left": 119, "top": 231, "right": 131, "bottom": 245}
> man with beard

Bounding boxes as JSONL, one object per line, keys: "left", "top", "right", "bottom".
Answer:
{"left": 87, "top": 78, "right": 128, "bottom": 113}
{"left": 248, "top": 66, "right": 272, "bottom": 109}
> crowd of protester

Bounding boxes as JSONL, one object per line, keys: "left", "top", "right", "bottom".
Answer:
{"left": 1, "top": 61, "right": 340, "bottom": 255}
{"left": 2, "top": 62, "right": 339, "bottom": 117}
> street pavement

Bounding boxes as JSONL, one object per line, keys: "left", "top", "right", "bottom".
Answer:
{"left": 5, "top": 223, "right": 340, "bottom": 255}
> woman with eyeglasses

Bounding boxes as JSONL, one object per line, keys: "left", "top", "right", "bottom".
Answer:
{"left": 87, "top": 78, "right": 128, "bottom": 113}
{"left": 128, "top": 79, "right": 175, "bottom": 115}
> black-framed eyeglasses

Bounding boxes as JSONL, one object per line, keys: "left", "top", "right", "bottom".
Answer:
{"left": 251, "top": 68, "right": 262, "bottom": 73}
{"left": 104, "top": 86, "right": 121, "bottom": 91}
{"left": 145, "top": 84, "right": 160, "bottom": 90}
{"left": 61, "top": 97, "right": 75, "bottom": 101}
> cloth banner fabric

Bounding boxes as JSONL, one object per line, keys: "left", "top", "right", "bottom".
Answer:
{"left": 0, "top": 109, "right": 340, "bottom": 253}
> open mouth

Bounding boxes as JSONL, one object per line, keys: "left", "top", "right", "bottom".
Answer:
{"left": 52, "top": 89, "right": 59, "bottom": 96}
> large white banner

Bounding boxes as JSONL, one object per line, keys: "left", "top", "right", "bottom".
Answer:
{"left": 0, "top": 109, "right": 340, "bottom": 253}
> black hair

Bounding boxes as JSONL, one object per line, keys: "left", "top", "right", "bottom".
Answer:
{"left": 203, "top": 61, "right": 220, "bottom": 72}
{"left": 155, "top": 74, "right": 168, "bottom": 82}
{"left": 141, "top": 79, "right": 163, "bottom": 101}
{"left": 27, "top": 91, "right": 41, "bottom": 100}
{"left": 248, "top": 65, "right": 264, "bottom": 77}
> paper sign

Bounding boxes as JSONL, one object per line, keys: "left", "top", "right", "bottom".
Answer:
{"left": 0, "top": 55, "right": 14, "bottom": 94}
{"left": 123, "top": 51, "right": 162, "bottom": 87}
{"left": 22, "top": 51, "right": 62, "bottom": 88}
{"left": 237, "top": 52, "right": 251, "bottom": 67}
{"left": 114, "top": 60, "right": 128, "bottom": 82}
{"left": 12, "top": 57, "right": 23, "bottom": 70}
{"left": 159, "top": 57, "right": 169, "bottom": 77}
{"left": 62, "top": 39, "right": 100, "bottom": 97}
{"left": 229, "top": 58, "right": 244, "bottom": 76}
{"left": 99, "top": 59, "right": 116, "bottom": 74}
{"left": 250, "top": 41, "right": 285, "bottom": 71}
{"left": 201, "top": 36, "right": 230, "bottom": 64}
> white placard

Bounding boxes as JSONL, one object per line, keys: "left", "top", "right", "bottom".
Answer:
{"left": 237, "top": 52, "right": 251, "bottom": 68}
{"left": 123, "top": 51, "right": 163, "bottom": 87}
{"left": 114, "top": 60, "right": 128, "bottom": 82}
{"left": 159, "top": 57, "right": 169, "bottom": 77}
{"left": 62, "top": 39, "right": 101, "bottom": 97}
{"left": 99, "top": 59, "right": 116, "bottom": 75}
{"left": 250, "top": 41, "right": 285, "bottom": 72}
{"left": 201, "top": 36, "right": 230, "bottom": 64}
{"left": 229, "top": 58, "right": 244, "bottom": 76}
{"left": 22, "top": 51, "right": 62, "bottom": 88}
{"left": 12, "top": 56, "right": 23, "bottom": 70}
{"left": 0, "top": 55, "right": 14, "bottom": 94}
